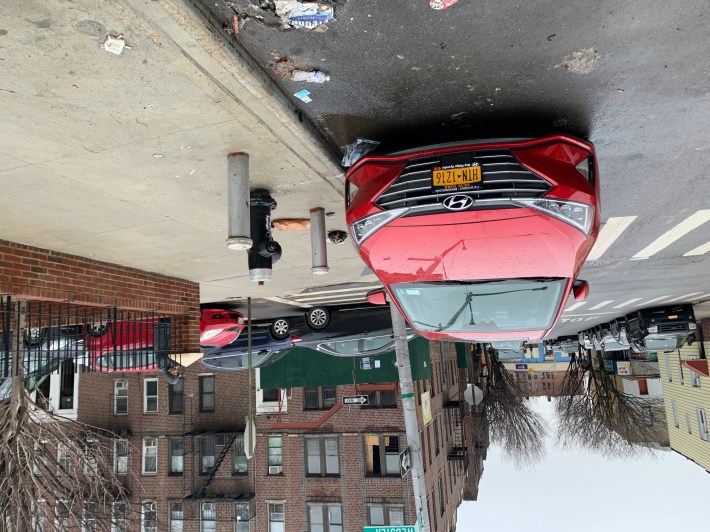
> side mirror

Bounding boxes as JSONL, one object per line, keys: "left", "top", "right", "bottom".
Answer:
{"left": 366, "top": 289, "right": 388, "bottom": 306}
{"left": 573, "top": 280, "right": 589, "bottom": 301}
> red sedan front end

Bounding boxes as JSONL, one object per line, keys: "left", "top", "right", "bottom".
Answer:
{"left": 345, "top": 135, "right": 600, "bottom": 342}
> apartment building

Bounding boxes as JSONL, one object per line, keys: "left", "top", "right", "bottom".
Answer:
{"left": 657, "top": 332, "right": 710, "bottom": 472}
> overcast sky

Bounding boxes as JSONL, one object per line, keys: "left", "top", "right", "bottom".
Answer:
{"left": 457, "top": 398, "right": 710, "bottom": 532}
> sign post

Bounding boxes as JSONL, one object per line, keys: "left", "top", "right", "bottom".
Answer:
{"left": 364, "top": 527, "right": 417, "bottom": 532}
{"left": 399, "top": 448, "right": 411, "bottom": 478}
{"left": 343, "top": 395, "right": 369, "bottom": 406}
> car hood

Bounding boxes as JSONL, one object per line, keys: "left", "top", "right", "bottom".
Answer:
{"left": 360, "top": 209, "right": 586, "bottom": 284}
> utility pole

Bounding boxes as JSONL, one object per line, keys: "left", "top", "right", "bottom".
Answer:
{"left": 390, "top": 303, "right": 430, "bottom": 532}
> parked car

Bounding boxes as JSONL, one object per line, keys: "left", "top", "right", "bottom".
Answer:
{"left": 81, "top": 317, "right": 171, "bottom": 372}
{"left": 200, "top": 308, "right": 244, "bottom": 348}
{"left": 612, "top": 304, "right": 696, "bottom": 353}
{"left": 346, "top": 135, "right": 599, "bottom": 342}
{"left": 264, "top": 305, "right": 414, "bottom": 357}
{"left": 200, "top": 330, "right": 296, "bottom": 371}
{"left": 578, "top": 324, "right": 630, "bottom": 353}
{"left": 545, "top": 335, "right": 580, "bottom": 353}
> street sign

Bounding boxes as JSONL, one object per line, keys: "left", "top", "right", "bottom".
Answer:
{"left": 399, "top": 448, "right": 411, "bottom": 478}
{"left": 343, "top": 395, "right": 369, "bottom": 405}
{"left": 364, "top": 527, "right": 417, "bottom": 532}
{"left": 515, "top": 363, "right": 528, "bottom": 370}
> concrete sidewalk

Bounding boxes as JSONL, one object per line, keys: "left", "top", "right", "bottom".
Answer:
{"left": 0, "top": 0, "right": 369, "bottom": 303}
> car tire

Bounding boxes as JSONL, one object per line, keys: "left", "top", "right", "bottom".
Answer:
{"left": 270, "top": 318, "right": 290, "bottom": 340}
{"left": 306, "top": 307, "right": 330, "bottom": 330}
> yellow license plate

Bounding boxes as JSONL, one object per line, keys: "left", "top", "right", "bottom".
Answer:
{"left": 432, "top": 165, "right": 482, "bottom": 190}
{"left": 668, "top": 315, "right": 678, "bottom": 319}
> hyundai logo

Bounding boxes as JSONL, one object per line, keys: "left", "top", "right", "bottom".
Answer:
{"left": 443, "top": 195, "right": 474, "bottom": 211}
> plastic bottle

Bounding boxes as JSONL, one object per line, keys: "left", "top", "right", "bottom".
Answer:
{"left": 289, "top": 70, "right": 330, "bottom": 83}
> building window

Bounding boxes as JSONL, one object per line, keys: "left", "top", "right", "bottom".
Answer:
{"left": 83, "top": 438, "right": 98, "bottom": 475}
{"left": 142, "top": 501, "right": 157, "bottom": 532}
{"left": 368, "top": 505, "right": 404, "bottom": 526}
{"left": 142, "top": 437, "right": 157, "bottom": 475}
{"left": 201, "top": 502, "right": 216, "bottom": 532}
{"left": 687, "top": 412, "right": 692, "bottom": 434}
{"left": 434, "top": 418, "right": 440, "bottom": 456}
{"left": 83, "top": 501, "right": 97, "bottom": 532}
{"left": 201, "top": 436, "right": 215, "bottom": 474}
{"left": 643, "top": 407, "right": 653, "bottom": 426}
{"left": 697, "top": 409, "right": 709, "bottom": 441}
{"left": 679, "top": 364, "right": 684, "bottom": 385}
{"left": 304, "top": 386, "right": 337, "bottom": 409}
{"left": 672, "top": 400, "right": 679, "bottom": 428}
{"left": 114, "top": 380, "right": 128, "bottom": 415}
{"left": 665, "top": 355, "right": 672, "bottom": 382}
{"left": 169, "top": 379, "right": 184, "bottom": 413}
{"left": 263, "top": 388, "right": 280, "bottom": 402}
{"left": 170, "top": 438, "right": 183, "bottom": 474}
{"left": 55, "top": 501, "right": 69, "bottom": 531}
{"left": 364, "top": 389, "right": 397, "bottom": 408}
{"left": 32, "top": 500, "right": 46, "bottom": 532}
{"left": 57, "top": 443, "right": 70, "bottom": 475}
{"left": 364, "top": 435, "right": 400, "bottom": 476}
{"left": 200, "top": 376, "right": 215, "bottom": 411}
{"left": 170, "top": 501, "right": 183, "bottom": 532}
{"left": 235, "top": 502, "right": 251, "bottom": 532}
{"left": 439, "top": 476, "right": 445, "bottom": 516}
{"left": 691, "top": 371, "right": 701, "bottom": 387}
{"left": 34, "top": 441, "right": 48, "bottom": 476}
{"left": 112, "top": 500, "right": 128, "bottom": 532}
{"left": 268, "top": 503, "right": 285, "bottom": 532}
{"left": 234, "top": 434, "right": 248, "bottom": 474}
{"left": 114, "top": 439, "right": 129, "bottom": 475}
{"left": 144, "top": 378, "right": 158, "bottom": 413}
{"left": 268, "top": 436, "right": 283, "bottom": 475}
{"left": 308, "top": 503, "right": 342, "bottom": 532}
{"left": 306, "top": 436, "right": 339, "bottom": 476}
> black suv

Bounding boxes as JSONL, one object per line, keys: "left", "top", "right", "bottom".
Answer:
{"left": 611, "top": 304, "right": 696, "bottom": 353}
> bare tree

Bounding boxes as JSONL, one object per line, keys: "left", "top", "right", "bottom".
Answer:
{"left": 555, "top": 351, "right": 662, "bottom": 456}
{"left": 0, "top": 303, "right": 137, "bottom": 531}
{"left": 479, "top": 349, "right": 547, "bottom": 468}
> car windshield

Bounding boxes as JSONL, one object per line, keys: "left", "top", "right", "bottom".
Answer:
{"left": 391, "top": 279, "right": 566, "bottom": 333}
{"left": 644, "top": 334, "right": 688, "bottom": 351}
{"left": 95, "top": 351, "right": 155, "bottom": 370}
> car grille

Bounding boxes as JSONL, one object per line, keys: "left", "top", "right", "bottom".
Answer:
{"left": 375, "top": 149, "right": 552, "bottom": 211}
{"left": 659, "top": 322, "right": 689, "bottom": 333}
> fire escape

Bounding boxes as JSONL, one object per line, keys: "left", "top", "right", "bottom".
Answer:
{"left": 445, "top": 400, "right": 469, "bottom": 472}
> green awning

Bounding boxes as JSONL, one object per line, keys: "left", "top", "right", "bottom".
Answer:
{"left": 260, "top": 337, "right": 432, "bottom": 389}
{"left": 456, "top": 342, "right": 471, "bottom": 368}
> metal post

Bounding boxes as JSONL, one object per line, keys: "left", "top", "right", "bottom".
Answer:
{"left": 226, "top": 152, "right": 253, "bottom": 251}
{"left": 309, "top": 207, "right": 329, "bottom": 275}
{"left": 390, "top": 303, "right": 430, "bottom": 531}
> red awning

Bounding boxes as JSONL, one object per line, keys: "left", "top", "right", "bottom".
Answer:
{"left": 682, "top": 359, "right": 709, "bottom": 377}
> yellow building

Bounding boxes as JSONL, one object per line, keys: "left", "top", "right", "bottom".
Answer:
{"left": 657, "top": 343, "right": 710, "bottom": 472}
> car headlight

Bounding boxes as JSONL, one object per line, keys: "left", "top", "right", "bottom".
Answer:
{"left": 689, "top": 323, "right": 697, "bottom": 330}
{"left": 647, "top": 326, "right": 658, "bottom": 333}
{"left": 513, "top": 199, "right": 594, "bottom": 236}
{"left": 201, "top": 328, "right": 225, "bottom": 342}
{"left": 349, "top": 208, "right": 409, "bottom": 247}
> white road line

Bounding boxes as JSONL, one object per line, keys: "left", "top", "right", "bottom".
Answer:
{"left": 664, "top": 292, "right": 704, "bottom": 303}
{"left": 696, "top": 293, "right": 710, "bottom": 300}
{"left": 613, "top": 298, "right": 643, "bottom": 309}
{"left": 587, "top": 216, "right": 637, "bottom": 261}
{"left": 290, "top": 291, "right": 372, "bottom": 302}
{"left": 564, "top": 302, "right": 587, "bottom": 312}
{"left": 639, "top": 295, "right": 672, "bottom": 306}
{"left": 631, "top": 210, "right": 710, "bottom": 260}
{"left": 684, "top": 240, "right": 710, "bottom": 256}
{"left": 588, "top": 300, "right": 614, "bottom": 310}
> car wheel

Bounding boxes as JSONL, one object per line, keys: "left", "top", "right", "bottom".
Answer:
{"left": 306, "top": 307, "right": 330, "bottom": 330}
{"left": 88, "top": 322, "right": 109, "bottom": 337}
{"left": 270, "top": 318, "right": 290, "bottom": 340}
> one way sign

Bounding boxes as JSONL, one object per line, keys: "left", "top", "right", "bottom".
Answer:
{"left": 343, "top": 395, "right": 369, "bottom": 405}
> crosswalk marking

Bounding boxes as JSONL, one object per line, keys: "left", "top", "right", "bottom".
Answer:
{"left": 631, "top": 210, "right": 710, "bottom": 260}
{"left": 613, "top": 298, "right": 643, "bottom": 309}
{"left": 588, "top": 300, "right": 614, "bottom": 310}
{"left": 664, "top": 292, "right": 704, "bottom": 303}
{"left": 564, "top": 301, "right": 587, "bottom": 312}
{"left": 587, "top": 216, "right": 637, "bottom": 261}
{"left": 684, "top": 240, "right": 710, "bottom": 256}
{"left": 639, "top": 295, "right": 672, "bottom": 306}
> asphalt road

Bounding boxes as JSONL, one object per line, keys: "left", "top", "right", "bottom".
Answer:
{"left": 202, "top": 0, "right": 710, "bottom": 338}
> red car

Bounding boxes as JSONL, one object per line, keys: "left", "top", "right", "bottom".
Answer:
{"left": 200, "top": 308, "right": 244, "bottom": 348}
{"left": 345, "top": 135, "right": 599, "bottom": 342}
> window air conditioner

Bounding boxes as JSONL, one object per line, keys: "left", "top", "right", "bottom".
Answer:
{"left": 268, "top": 465, "right": 283, "bottom": 475}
